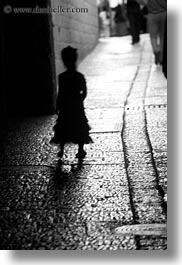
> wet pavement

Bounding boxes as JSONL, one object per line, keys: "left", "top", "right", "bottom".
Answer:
{"left": 0, "top": 35, "right": 167, "bottom": 250}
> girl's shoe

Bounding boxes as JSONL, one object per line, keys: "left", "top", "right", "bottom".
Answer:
{"left": 50, "top": 136, "right": 59, "bottom": 144}
{"left": 57, "top": 150, "right": 63, "bottom": 158}
{"left": 76, "top": 150, "right": 87, "bottom": 159}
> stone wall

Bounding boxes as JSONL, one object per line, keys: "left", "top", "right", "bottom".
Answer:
{"left": 51, "top": 0, "right": 99, "bottom": 75}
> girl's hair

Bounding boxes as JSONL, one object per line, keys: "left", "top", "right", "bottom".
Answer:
{"left": 61, "top": 46, "right": 78, "bottom": 68}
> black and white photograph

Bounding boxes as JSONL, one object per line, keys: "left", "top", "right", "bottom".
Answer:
{"left": 0, "top": 0, "right": 169, "bottom": 252}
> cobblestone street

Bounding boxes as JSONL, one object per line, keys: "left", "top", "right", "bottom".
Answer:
{"left": 0, "top": 35, "right": 167, "bottom": 250}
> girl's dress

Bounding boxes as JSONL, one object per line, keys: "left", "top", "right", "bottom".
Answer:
{"left": 51, "top": 69, "right": 92, "bottom": 144}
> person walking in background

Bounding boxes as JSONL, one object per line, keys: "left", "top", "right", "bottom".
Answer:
{"left": 50, "top": 46, "right": 92, "bottom": 159}
{"left": 114, "top": 4, "right": 128, "bottom": 36}
{"left": 162, "top": 18, "right": 167, "bottom": 78}
{"left": 140, "top": 4, "right": 148, "bottom": 33}
{"left": 126, "top": 0, "right": 141, "bottom": 45}
{"left": 146, "top": 0, "right": 167, "bottom": 65}
{"left": 99, "top": 6, "right": 110, "bottom": 38}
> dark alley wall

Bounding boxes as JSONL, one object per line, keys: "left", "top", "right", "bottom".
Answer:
{"left": 2, "top": 0, "right": 57, "bottom": 116}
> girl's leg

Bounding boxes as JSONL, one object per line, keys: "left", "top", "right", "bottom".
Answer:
{"left": 58, "top": 142, "right": 65, "bottom": 158}
{"left": 78, "top": 142, "right": 84, "bottom": 153}
{"left": 76, "top": 142, "right": 86, "bottom": 158}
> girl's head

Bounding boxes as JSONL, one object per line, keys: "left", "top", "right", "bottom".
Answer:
{"left": 61, "top": 46, "right": 78, "bottom": 69}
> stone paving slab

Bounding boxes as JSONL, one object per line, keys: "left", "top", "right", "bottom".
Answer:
{"left": 145, "top": 97, "right": 167, "bottom": 106}
{"left": 145, "top": 65, "right": 167, "bottom": 107}
{"left": 86, "top": 109, "right": 124, "bottom": 133}
{"left": 134, "top": 203, "right": 166, "bottom": 224}
{"left": 0, "top": 163, "right": 135, "bottom": 249}
{"left": 146, "top": 107, "right": 167, "bottom": 201}
{"left": 0, "top": 206, "right": 137, "bottom": 250}
{"left": 139, "top": 236, "right": 167, "bottom": 250}
{"left": 146, "top": 108, "right": 167, "bottom": 150}
{"left": 85, "top": 80, "right": 131, "bottom": 95}
{"left": 147, "top": 65, "right": 167, "bottom": 91}
{"left": 86, "top": 97, "right": 125, "bottom": 109}
{"left": 0, "top": 165, "right": 130, "bottom": 210}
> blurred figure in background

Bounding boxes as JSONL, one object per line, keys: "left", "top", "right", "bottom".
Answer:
{"left": 140, "top": 4, "right": 148, "bottom": 33}
{"left": 99, "top": 6, "right": 110, "bottom": 37}
{"left": 146, "top": 0, "right": 167, "bottom": 64}
{"left": 114, "top": 4, "right": 128, "bottom": 36}
{"left": 126, "top": 0, "right": 141, "bottom": 45}
{"left": 162, "top": 18, "right": 167, "bottom": 78}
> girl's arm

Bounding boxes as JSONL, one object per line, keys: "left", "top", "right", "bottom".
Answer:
{"left": 56, "top": 76, "right": 61, "bottom": 114}
{"left": 80, "top": 76, "right": 87, "bottom": 101}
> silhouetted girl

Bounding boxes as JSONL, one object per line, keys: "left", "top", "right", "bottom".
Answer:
{"left": 50, "top": 46, "right": 92, "bottom": 158}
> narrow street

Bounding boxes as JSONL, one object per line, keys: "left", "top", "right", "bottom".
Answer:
{"left": 0, "top": 35, "right": 167, "bottom": 250}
